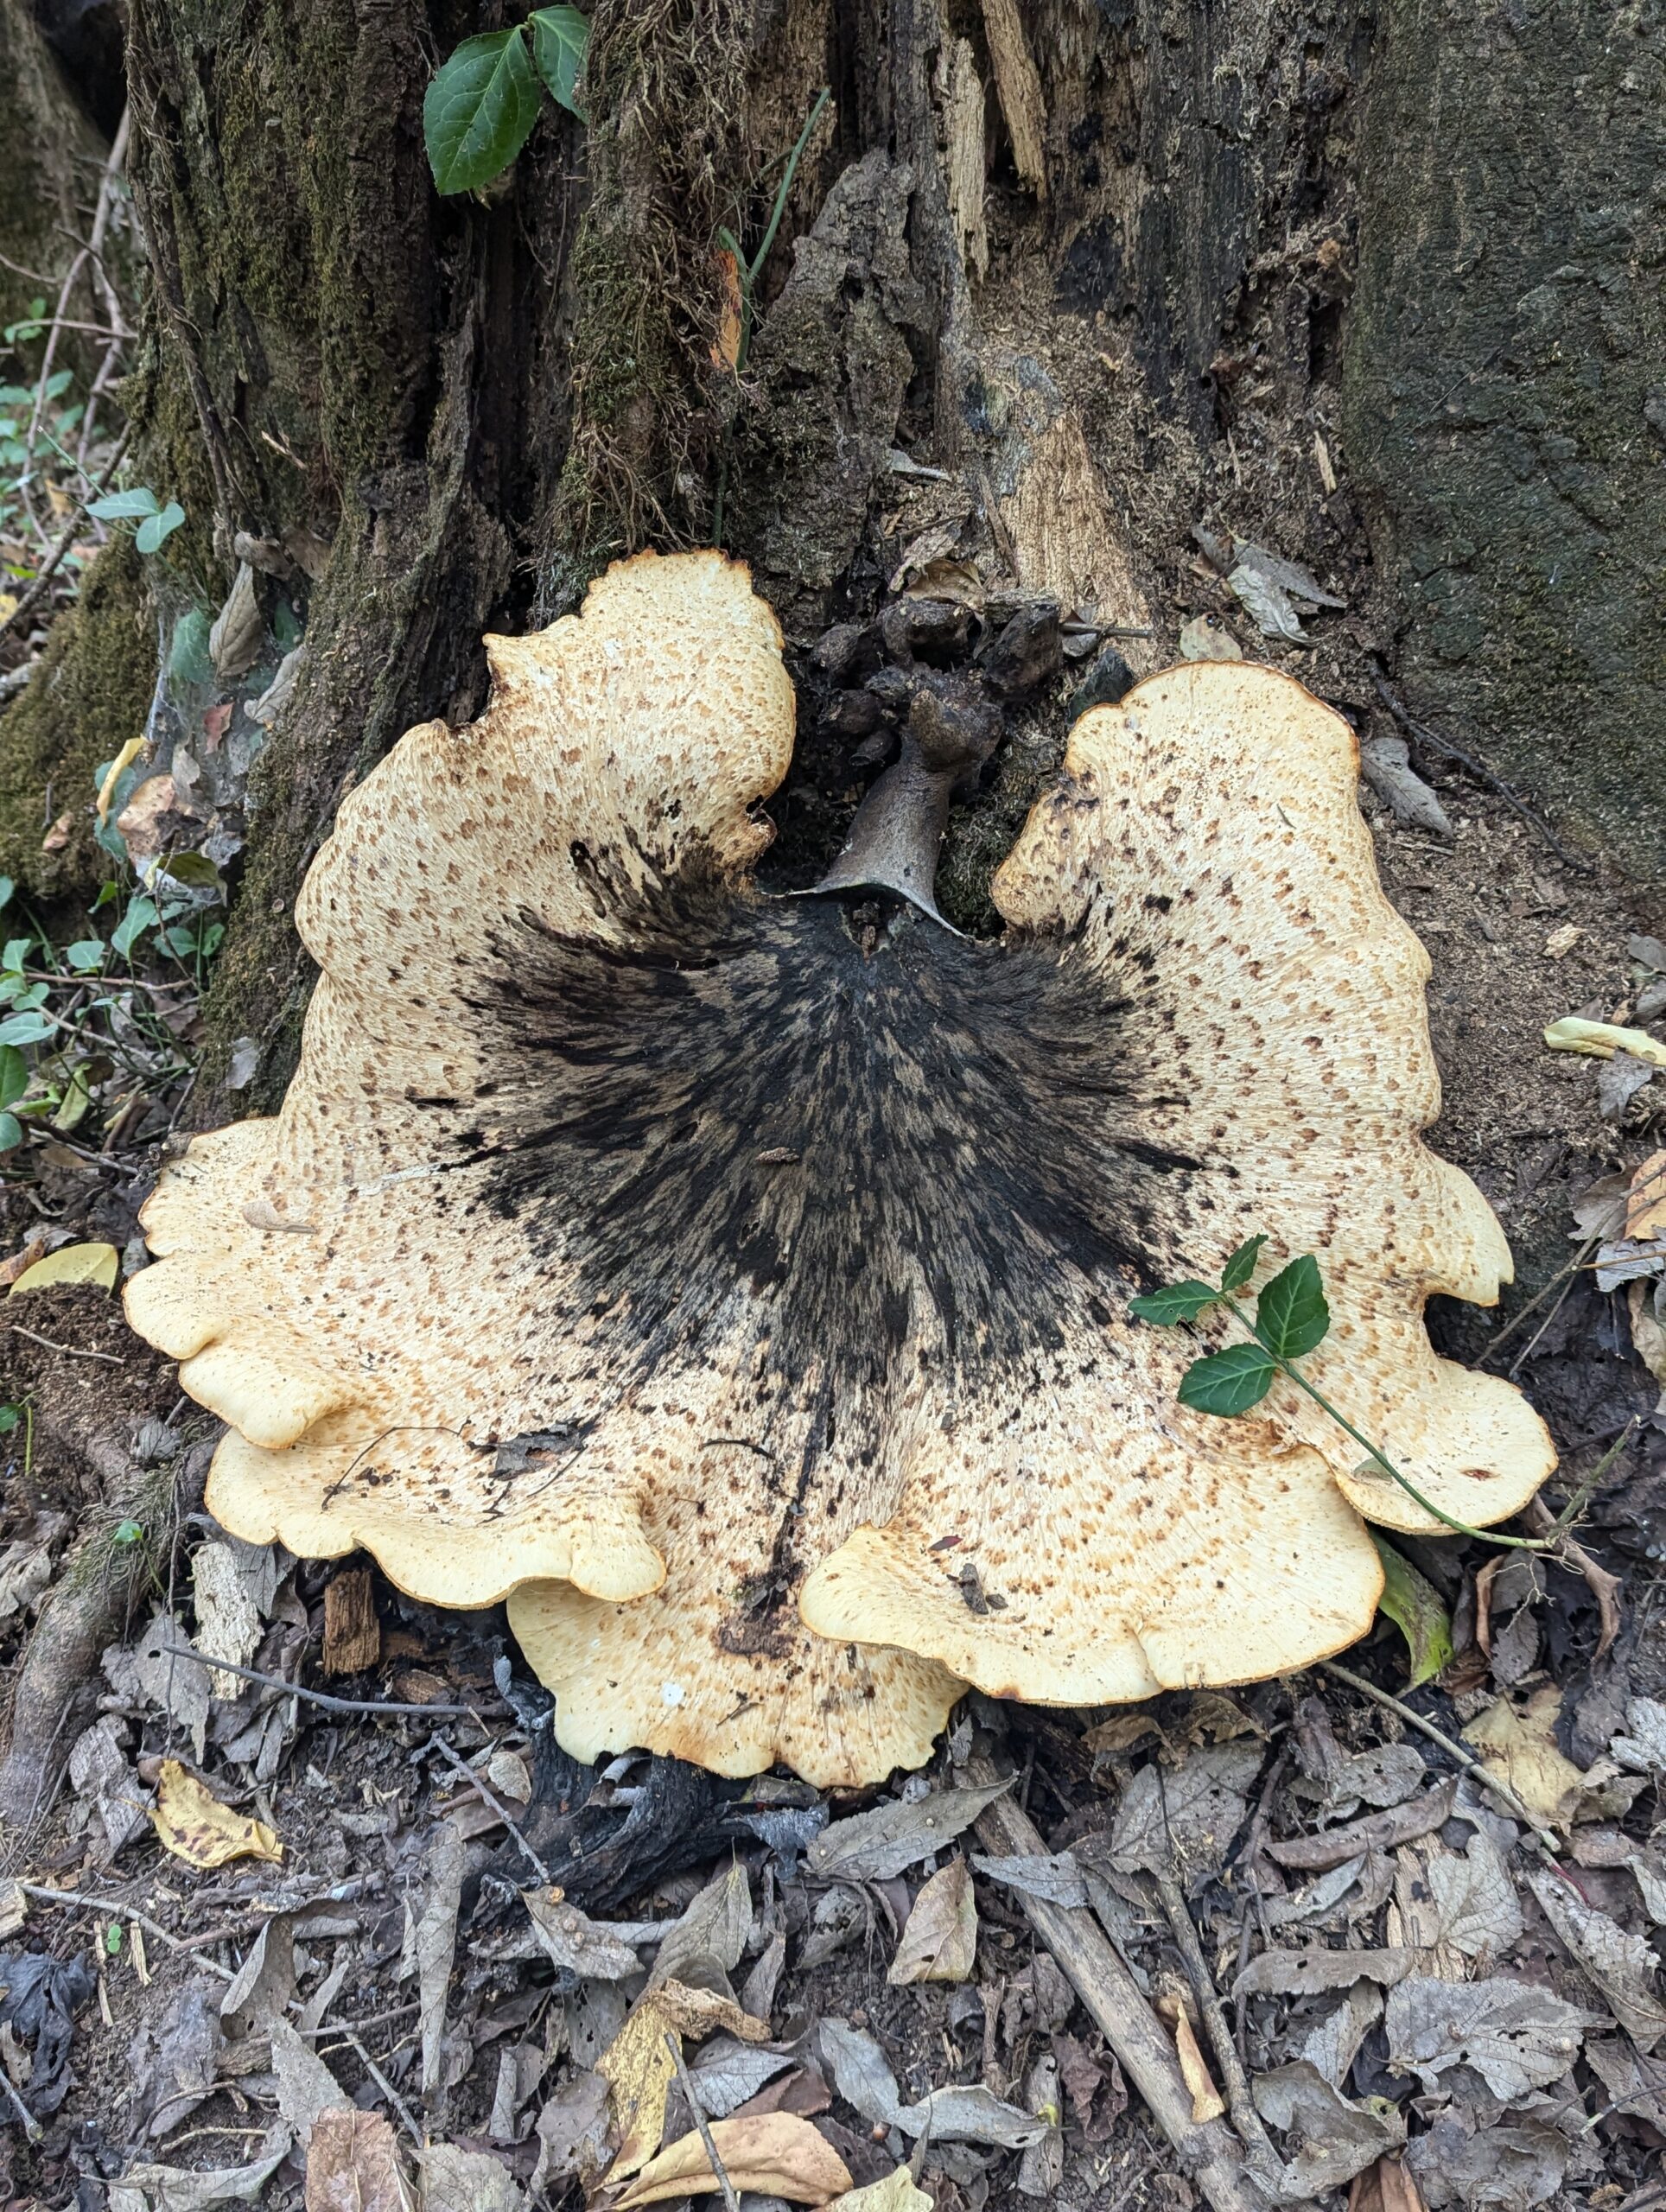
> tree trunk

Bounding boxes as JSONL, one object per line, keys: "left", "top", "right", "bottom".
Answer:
{"left": 0, "top": 0, "right": 1656, "bottom": 1127}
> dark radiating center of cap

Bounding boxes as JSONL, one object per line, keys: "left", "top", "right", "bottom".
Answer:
{"left": 447, "top": 869, "right": 1223, "bottom": 1402}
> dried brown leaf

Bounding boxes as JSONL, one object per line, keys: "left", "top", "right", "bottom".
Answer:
{"left": 887, "top": 1859, "right": 976, "bottom": 1985}
{"left": 1265, "top": 1783, "right": 1455, "bottom": 1872}
{"left": 807, "top": 1781, "right": 1010, "bottom": 1885}
{"left": 612, "top": 2112, "right": 854, "bottom": 2207}
{"left": 305, "top": 2109, "right": 414, "bottom": 2212}
{"left": 1383, "top": 1974, "right": 1590, "bottom": 2098}
{"left": 1526, "top": 1868, "right": 1666, "bottom": 2050}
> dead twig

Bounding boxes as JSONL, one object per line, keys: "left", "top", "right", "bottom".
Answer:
{"left": 423, "top": 1733, "right": 550, "bottom": 1883}
{"left": 1319, "top": 1660, "right": 1563, "bottom": 1859}
{"left": 5, "top": 1324, "right": 125, "bottom": 1365}
{"left": 16, "top": 1882, "right": 235, "bottom": 1982}
{"left": 664, "top": 2031, "right": 742, "bottom": 2212}
{"left": 160, "top": 1647, "right": 502, "bottom": 1721}
{"left": 970, "top": 1763, "right": 1285, "bottom": 2212}
{"left": 338, "top": 2024, "right": 424, "bottom": 2147}
{"left": 1149, "top": 1864, "right": 1278, "bottom": 2164}
{"left": 0, "top": 2063, "right": 40, "bottom": 2141}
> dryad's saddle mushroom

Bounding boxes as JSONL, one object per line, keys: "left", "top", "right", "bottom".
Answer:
{"left": 126, "top": 552, "right": 1554, "bottom": 1785}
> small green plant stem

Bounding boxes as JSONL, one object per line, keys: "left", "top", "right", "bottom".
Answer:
{"left": 1216, "top": 1294, "right": 1555, "bottom": 1550}
{"left": 711, "top": 86, "right": 830, "bottom": 546}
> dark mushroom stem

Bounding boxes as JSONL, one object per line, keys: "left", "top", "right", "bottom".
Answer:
{"left": 805, "top": 687, "right": 1001, "bottom": 929}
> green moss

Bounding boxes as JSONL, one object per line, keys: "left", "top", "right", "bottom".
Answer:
{"left": 541, "top": 0, "right": 752, "bottom": 596}
{"left": 0, "top": 538, "right": 155, "bottom": 901}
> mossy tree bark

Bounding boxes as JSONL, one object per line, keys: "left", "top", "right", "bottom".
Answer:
{"left": 0, "top": 0, "right": 1656, "bottom": 1124}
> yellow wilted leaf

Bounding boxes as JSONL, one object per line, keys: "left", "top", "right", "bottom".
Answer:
{"left": 828, "top": 2173, "right": 933, "bottom": 2212}
{"left": 0, "top": 594, "right": 16, "bottom": 626}
{"left": 598, "top": 1979, "right": 771, "bottom": 2179}
{"left": 9, "top": 1242, "right": 119, "bottom": 1296}
{"left": 95, "top": 737, "right": 146, "bottom": 824}
{"left": 1462, "top": 1688, "right": 1587, "bottom": 1827}
{"left": 151, "top": 1758, "right": 283, "bottom": 1868}
{"left": 614, "top": 2113, "right": 854, "bottom": 2208}
{"left": 887, "top": 1858, "right": 977, "bottom": 1985}
{"left": 1543, "top": 1016, "right": 1666, "bottom": 1067}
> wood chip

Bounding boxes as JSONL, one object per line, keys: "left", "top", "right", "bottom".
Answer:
{"left": 322, "top": 1569, "right": 380, "bottom": 1675}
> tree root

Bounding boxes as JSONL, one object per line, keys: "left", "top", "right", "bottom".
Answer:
{"left": 0, "top": 1428, "right": 210, "bottom": 1860}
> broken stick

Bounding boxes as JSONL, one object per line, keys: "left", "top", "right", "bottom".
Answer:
{"left": 971, "top": 1767, "right": 1298, "bottom": 2212}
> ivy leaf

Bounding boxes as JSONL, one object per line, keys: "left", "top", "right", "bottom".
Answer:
{"left": 65, "top": 939, "right": 105, "bottom": 973}
{"left": 1128, "top": 1280, "right": 1221, "bottom": 1326}
{"left": 0, "top": 1113, "right": 20, "bottom": 1153}
{"left": 424, "top": 28, "right": 542, "bottom": 194}
{"left": 1253, "top": 1254, "right": 1330, "bottom": 1360}
{"left": 0, "top": 1012, "right": 51, "bottom": 1047}
{"left": 135, "top": 500, "right": 185, "bottom": 554}
{"left": 86, "top": 486, "right": 161, "bottom": 520}
{"left": 1177, "top": 1343, "right": 1277, "bottom": 1416}
{"left": 529, "top": 7, "right": 589, "bottom": 116}
{"left": 1220, "top": 1233, "right": 1268, "bottom": 1294}
{"left": 1372, "top": 1534, "right": 1453, "bottom": 1689}
{"left": 111, "top": 895, "right": 158, "bottom": 957}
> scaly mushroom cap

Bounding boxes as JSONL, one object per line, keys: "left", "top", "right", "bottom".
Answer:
{"left": 126, "top": 550, "right": 1554, "bottom": 1785}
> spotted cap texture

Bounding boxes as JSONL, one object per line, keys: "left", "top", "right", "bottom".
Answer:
{"left": 125, "top": 551, "right": 1554, "bottom": 1785}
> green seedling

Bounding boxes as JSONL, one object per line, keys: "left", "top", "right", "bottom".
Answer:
{"left": 1131, "top": 1235, "right": 1576, "bottom": 1552}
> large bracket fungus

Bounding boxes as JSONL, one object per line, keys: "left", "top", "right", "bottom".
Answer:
{"left": 126, "top": 551, "right": 1555, "bottom": 1786}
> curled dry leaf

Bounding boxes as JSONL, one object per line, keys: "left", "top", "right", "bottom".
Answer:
{"left": 107, "top": 2132, "right": 293, "bottom": 2212}
{"left": 208, "top": 562, "right": 263, "bottom": 682}
{"left": 151, "top": 1758, "right": 283, "bottom": 1869}
{"left": 971, "top": 1850, "right": 1089, "bottom": 1908}
{"left": 1101, "top": 1738, "right": 1263, "bottom": 1889}
{"left": 684, "top": 2037, "right": 798, "bottom": 2119}
{"left": 1264, "top": 1781, "right": 1457, "bottom": 1872}
{"left": 887, "top": 1857, "right": 977, "bottom": 1984}
{"left": 1235, "top": 1948, "right": 1417, "bottom": 1999}
{"left": 1154, "top": 1993, "right": 1225, "bottom": 2123}
{"left": 613, "top": 2112, "right": 854, "bottom": 2208}
{"left": 522, "top": 1886, "right": 643, "bottom": 1980}
{"left": 649, "top": 1859, "right": 751, "bottom": 1993}
{"left": 1402, "top": 2114, "right": 1567, "bottom": 2212}
{"left": 1525, "top": 1868, "right": 1666, "bottom": 2050}
{"left": 1252, "top": 2060, "right": 1404, "bottom": 2196}
{"left": 1610, "top": 1696, "right": 1666, "bottom": 1777}
{"left": 817, "top": 2018, "right": 1046, "bottom": 2147}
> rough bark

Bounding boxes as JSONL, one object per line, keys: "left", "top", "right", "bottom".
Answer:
{"left": 1344, "top": 0, "right": 1666, "bottom": 885}
{"left": 0, "top": 0, "right": 1654, "bottom": 1123}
